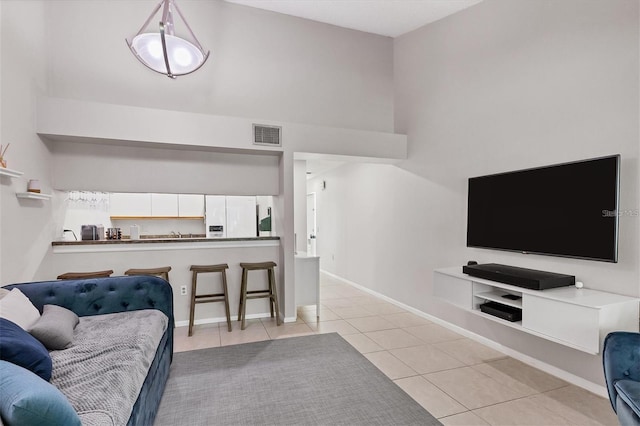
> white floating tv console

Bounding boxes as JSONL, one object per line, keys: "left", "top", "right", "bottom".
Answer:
{"left": 433, "top": 267, "right": 639, "bottom": 354}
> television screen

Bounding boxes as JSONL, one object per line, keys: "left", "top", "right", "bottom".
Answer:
{"left": 467, "top": 155, "right": 620, "bottom": 263}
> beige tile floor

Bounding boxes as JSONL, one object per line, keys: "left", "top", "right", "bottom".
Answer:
{"left": 174, "top": 273, "right": 618, "bottom": 426}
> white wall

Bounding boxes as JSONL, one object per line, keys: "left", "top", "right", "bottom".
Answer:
{"left": 311, "top": 0, "right": 639, "bottom": 388}
{"left": 1, "top": 0, "right": 396, "bottom": 286}
{"left": 0, "top": 2, "right": 3, "bottom": 283}
{"left": 0, "top": 1, "right": 53, "bottom": 284}
{"left": 46, "top": 0, "right": 394, "bottom": 133}
{"left": 50, "top": 141, "right": 280, "bottom": 195}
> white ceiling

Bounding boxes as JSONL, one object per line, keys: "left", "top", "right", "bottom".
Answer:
{"left": 225, "top": 0, "right": 483, "bottom": 38}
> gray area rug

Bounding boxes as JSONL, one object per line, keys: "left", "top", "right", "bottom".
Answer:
{"left": 155, "top": 333, "right": 441, "bottom": 425}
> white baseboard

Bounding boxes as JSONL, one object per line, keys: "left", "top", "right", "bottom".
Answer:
{"left": 321, "top": 269, "right": 608, "bottom": 398}
{"left": 175, "top": 312, "right": 281, "bottom": 327}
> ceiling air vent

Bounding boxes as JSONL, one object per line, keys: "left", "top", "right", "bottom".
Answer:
{"left": 253, "top": 124, "right": 282, "bottom": 147}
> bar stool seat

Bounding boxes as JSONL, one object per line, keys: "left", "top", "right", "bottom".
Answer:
{"left": 189, "top": 264, "right": 232, "bottom": 336}
{"left": 238, "top": 261, "right": 281, "bottom": 330}
{"left": 125, "top": 266, "right": 172, "bottom": 282}
{"left": 57, "top": 270, "right": 114, "bottom": 280}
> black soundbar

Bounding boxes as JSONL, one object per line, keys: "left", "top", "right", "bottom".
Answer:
{"left": 462, "top": 263, "right": 575, "bottom": 290}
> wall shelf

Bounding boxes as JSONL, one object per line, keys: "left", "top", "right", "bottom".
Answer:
{"left": 0, "top": 167, "right": 24, "bottom": 178}
{"left": 16, "top": 192, "right": 52, "bottom": 200}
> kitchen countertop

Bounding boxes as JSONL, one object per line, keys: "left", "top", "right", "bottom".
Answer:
{"left": 52, "top": 236, "right": 280, "bottom": 246}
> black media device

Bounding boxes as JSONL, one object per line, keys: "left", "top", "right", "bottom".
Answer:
{"left": 480, "top": 301, "right": 522, "bottom": 322}
{"left": 501, "top": 294, "right": 521, "bottom": 301}
{"left": 462, "top": 263, "right": 575, "bottom": 290}
{"left": 466, "top": 155, "right": 620, "bottom": 263}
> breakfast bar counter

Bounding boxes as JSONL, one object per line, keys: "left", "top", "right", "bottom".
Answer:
{"left": 49, "top": 236, "right": 283, "bottom": 324}
{"left": 52, "top": 236, "right": 279, "bottom": 253}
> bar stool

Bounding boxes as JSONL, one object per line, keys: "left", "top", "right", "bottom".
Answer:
{"left": 189, "top": 264, "right": 232, "bottom": 336}
{"left": 238, "top": 261, "right": 281, "bottom": 330}
{"left": 57, "top": 270, "right": 114, "bottom": 280}
{"left": 124, "top": 266, "right": 172, "bottom": 283}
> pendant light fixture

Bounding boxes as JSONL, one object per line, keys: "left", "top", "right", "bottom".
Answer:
{"left": 126, "top": 0, "right": 209, "bottom": 78}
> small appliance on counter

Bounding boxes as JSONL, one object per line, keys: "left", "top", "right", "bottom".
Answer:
{"left": 81, "top": 225, "right": 104, "bottom": 241}
{"left": 62, "top": 229, "right": 77, "bottom": 241}
{"left": 130, "top": 225, "right": 140, "bottom": 240}
{"left": 106, "top": 228, "right": 122, "bottom": 240}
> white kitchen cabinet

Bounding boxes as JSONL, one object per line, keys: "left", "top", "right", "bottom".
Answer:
{"left": 433, "top": 267, "right": 639, "bottom": 354}
{"left": 178, "top": 194, "right": 204, "bottom": 217}
{"left": 110, "top": 193, "right": 152, "bottom": 217}
{"left": 151, "top": 193, "right": 178, "bottom": 216}
{"left": 111, "top": 193, "right": 204, "bottom": 218}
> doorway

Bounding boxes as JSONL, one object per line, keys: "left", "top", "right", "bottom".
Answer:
{"left": 306, "top": 192, "right": 317, "bottom": 256}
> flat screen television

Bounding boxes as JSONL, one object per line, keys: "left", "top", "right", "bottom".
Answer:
{"left": 467, "top": 155, "right": 620, "bottom": 263}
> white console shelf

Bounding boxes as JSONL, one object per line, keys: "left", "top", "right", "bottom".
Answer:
{"left": 434, "top": 267, "right": 639, "bottom": 354}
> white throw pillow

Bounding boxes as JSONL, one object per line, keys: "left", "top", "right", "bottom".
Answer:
{"left": 0, "top": 287, "right": 10, "bottom": 299}
{"left": 0, "top": 288, "right": 41, "bottom": 330}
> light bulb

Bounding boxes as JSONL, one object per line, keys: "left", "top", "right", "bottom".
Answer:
{"left": 130, "top": 33, "right": 206, "bottom": 75}
{"left": 173, "top": 47, "right": 193, "bottom": 67}
{"left": 148, "top": 39, "right": 163, "bottom": 59}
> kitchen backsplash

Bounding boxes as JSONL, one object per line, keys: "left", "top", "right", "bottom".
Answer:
{"left": 113, "top": 219, "right": 205, "bottom": 237}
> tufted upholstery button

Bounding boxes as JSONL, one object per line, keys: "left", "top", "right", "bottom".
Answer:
{"left": 122, "top": 302, "right": 129, "bottom": 308}
{"left": 93, "top": 304, "right": 101, "bottom": 311}
{"left": 625, "top": 370, "right": 630, "bottom": 376}
{"left": 48, "top": 292, "right": 55, "bottom": 297}
{"left": 109, "top": 287, "right": 115, "bottom": 292}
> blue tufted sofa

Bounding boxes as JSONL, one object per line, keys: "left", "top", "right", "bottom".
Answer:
{"left": 4, "top": 275, "right": 174, "bottom": 425}
{"left": 603, "top": 332, "right": 640, "bottom": 426}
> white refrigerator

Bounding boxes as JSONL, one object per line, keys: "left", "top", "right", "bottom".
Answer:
{"left": 205, "top": 196, "right": 257, "bottom": 238}
{"left": 225, "top": 196, "right": 257, "bottom": 238}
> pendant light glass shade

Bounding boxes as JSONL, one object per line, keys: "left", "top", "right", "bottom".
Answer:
{"left": 126, "top": 0, "right": 209, "bottom": 78}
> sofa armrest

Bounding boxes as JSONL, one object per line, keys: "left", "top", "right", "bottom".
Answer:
{"left": 4, "top": 276, "right": 173, "bottom": 325}
{"left": 603, "top": 332, "right": 640, "bottom": 413}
